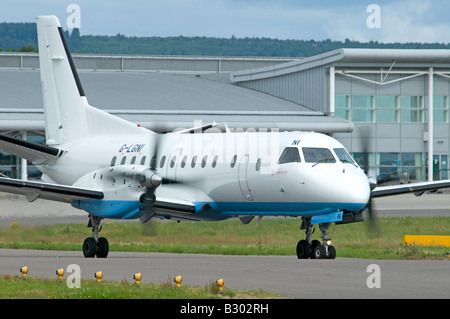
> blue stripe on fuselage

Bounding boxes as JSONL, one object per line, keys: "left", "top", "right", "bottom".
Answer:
{"left": 72, "top": 199, "right": 365, "bottom": 220}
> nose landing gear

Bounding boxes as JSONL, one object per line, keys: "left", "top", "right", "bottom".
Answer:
{"left": 296, "top": 217, "right": 336, "bottom": 259}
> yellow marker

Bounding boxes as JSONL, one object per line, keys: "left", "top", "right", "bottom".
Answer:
{"left": 20, "top": 266, "right": 28, "bottom": 280}
{"left": 133, "top": 273, "right": 142, "bottom": 286}
{"left": 56, "top": 268, "right": 64, "bottom": 281}
{"left": 95, "top": 271, "right": 103, "bottom": 283}
{"left": 403, "top": 235, "right": 450, "bottom": 247}
{"left": 217, "top": 278, "right": 224, "bottom": 294}
{"left": 174, "top": 275, "right": 182, "bottom": 288}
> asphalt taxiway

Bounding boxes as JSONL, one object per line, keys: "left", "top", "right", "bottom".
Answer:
{"left": 0, "top": 191, "right": 450, "bottom": 298}
{"left": 0, "top": 249, "right": 449, "bottom": 298}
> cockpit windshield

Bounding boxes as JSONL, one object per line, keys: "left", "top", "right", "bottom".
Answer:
{"left": 302, "top": 147, "right": 336, "bottom": 164}
{"left": 333, "top": 148, "right": 356, "bottom": 164}
{"left": 278, "top": 147, "right": 301, "bottom": 164}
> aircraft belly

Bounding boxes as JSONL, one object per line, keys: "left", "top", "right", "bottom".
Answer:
{"left": 73, "top": 199, "right": 144, "bottom": 219}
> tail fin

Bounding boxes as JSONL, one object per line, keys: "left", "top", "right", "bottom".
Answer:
{"left": 36, "top": 16, "right": 145, "bottom": 146}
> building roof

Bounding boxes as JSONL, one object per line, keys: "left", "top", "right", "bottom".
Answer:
{"left": 231, "top": 48, "right": 450, "bottom": 83}
{"left": 0, "top": 65, "right": 353, "bottom": 133}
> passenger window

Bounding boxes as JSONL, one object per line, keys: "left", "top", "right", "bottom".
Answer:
{"left": 302, "top": 147, "right": 336, "bottom": 163}
{"left": 120, "top": 156, "right": 127, "bottom": 165}
{"left": 191, "top": 155, "right": 198, "bottom": 168}
{"left": 150, "top": 156, "right": 157, "bottom": 168}
{"left": 140, "top": 156, "right": 147, "bottom": 165}
{"left": 181, "top": 155, "right": 187, "bottom": 168}
{"left": 201, "top": 155, "right": 208, "bottom": 168}
{"left": 256, "top": 158, "right": 261, "bottom": 171}
{"left": 278, "top": 147, "right": 301, "bottom": 164}
{"left": 230, "top": 155, "right": 237, "bottom": 168}
{"left": 159, "top": 155, "right": 166, "bottom": 168}
{"left": 110, "top": 156, "right": 117, "bottom": 166}
{"left": 333, "top": 148, "right": 355, "bottom": 164}
{"left": 170, "top": 156, "right": 177, "bottom": 168}
{"left": 212, "top": 155, "right": 218, "bottom": 168}
{"left": 255, "top": 158, "right": 261, "bottom": 171}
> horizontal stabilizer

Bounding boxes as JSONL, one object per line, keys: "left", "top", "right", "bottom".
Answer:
{"left": 0, "top": 134, "right": 64, "bottom": 164}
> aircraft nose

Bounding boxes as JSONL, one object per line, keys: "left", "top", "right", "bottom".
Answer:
{"left": 334, "top": 168, "right": 371, "bottom": 209}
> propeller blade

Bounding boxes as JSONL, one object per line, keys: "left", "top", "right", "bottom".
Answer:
{"left": 358, "top": 125, "right": 380, "bottom": 237}
{"left": 366, "top": 194, "right": 379, "bottom": 237}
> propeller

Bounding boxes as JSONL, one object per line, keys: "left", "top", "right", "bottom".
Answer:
{"left": 359, "top": 126, "right": 379, "bottom": 237}
{"left": 139, "top": 132, "right": 162, "bottom": 223}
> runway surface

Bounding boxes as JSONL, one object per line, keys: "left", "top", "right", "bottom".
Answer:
{"left": 0, "top": 191, "right": 450, "bottom": 299}
{"left": 1, "top": 248, "right": 449, "bottom": 299}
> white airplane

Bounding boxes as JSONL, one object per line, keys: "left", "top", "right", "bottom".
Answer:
{"left": 1, "top": 15, "right": 450, "bottom": 259}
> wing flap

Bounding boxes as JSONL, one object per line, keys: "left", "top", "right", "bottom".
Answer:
{"left": 144, "top": 198, "right": 198, "bottom": 221}
{"left": 0, "top": 177, "right": 103, "bottom": 203}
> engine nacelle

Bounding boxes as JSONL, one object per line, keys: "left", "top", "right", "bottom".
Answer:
{"left": 136, "top": 168, "right": 162, "bottom": 188}
{"left": 73, "top": 165, "right": 162, "bottom": 195}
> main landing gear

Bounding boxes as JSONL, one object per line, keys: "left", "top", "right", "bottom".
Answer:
{"left": 296, "top": 217, "right": 336, "bottom": 260}
{"left": 83, "top": 215, "right": 109, "bottom": 258}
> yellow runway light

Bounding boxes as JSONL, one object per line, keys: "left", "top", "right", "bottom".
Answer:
{"left": 174, "top": 275, "right": 182, "bottom": 288}
{"left": 133, "top": 273, "right": 142, "bottom": 286}
{"left": 20, "top": 266, "right": 28, "bottom": 280}
{"left": 56, "top": 268, "right": 64, "bottom": 281}
{"left": 95, "top": 271, "right": 103, "bottom": 283}
{"left": 216, "top": 278, "right": 224, "bottom": 294}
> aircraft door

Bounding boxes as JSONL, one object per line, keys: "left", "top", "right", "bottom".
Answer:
{"left": 238, "top": 154, "right": 254, "bottom": 201}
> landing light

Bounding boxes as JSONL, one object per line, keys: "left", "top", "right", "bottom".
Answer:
{"left": 326, "top": 240, "right": 332, "bottom": 246}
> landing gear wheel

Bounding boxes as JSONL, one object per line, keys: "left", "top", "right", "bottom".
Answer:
{"left": 83, "top": 237, "right": 97, "bottom": 258}
{"left": 96, "top": 237, "right": 109, "bottom": 258}
{"left": 313, "top": 245, "right": 327, "bottom": 259}
{"left": 327, "top": 245, "right": 336, "bottom": 259}
{"left": 296, "top": 240, "right": 311, "bottom": 259}
{"left": 310, "top": 239, "right": 321, "bottom": 258}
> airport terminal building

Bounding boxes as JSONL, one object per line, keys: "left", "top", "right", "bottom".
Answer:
{"left": 1, "top": 48, "right": 450, "bottom": 183}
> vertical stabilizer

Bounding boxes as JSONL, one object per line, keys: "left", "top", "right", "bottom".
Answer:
{"left": 37, "top": 16, "right": 145, "bottom": 146}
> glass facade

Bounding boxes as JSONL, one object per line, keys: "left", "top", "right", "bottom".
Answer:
{"left": 0, "top": 133, "right": 45, "bottom": 180}
{"left": 336, "top": 94, "right": 449, "bottom": 123}
{"left": 352, "top": 152, "right": 427, "bottom": 183}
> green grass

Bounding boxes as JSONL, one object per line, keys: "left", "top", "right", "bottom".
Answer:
{"left": 0, "top": 274, "right": 276, "bottom": 299}
{"left": 1, "top": 217, "right": 450, "bottom": 259}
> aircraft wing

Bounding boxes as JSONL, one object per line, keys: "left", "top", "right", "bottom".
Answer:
{"left": 371, "top": 180, "right": 450, "bottom": 198}
{"left": 0, "top": 134, "right": 64, "bottom": 165}
{"left": 0, "top": 176, "right": 104, "bottom": 203}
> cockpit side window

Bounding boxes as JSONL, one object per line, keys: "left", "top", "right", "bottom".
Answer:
{"left": 333, "top": 148, "right": 355, "bottom": 164}
{"left": 302, "top": 147, "right": 336, "bottom": 163}
{"left": 278, "top": 147, "right": 301, "bottom": 164}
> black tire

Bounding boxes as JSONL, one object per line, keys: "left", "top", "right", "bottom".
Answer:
{"left": 96, "top": 237, "right": 109, "bottom": 258}
{"left": 310, "top": 240, "right": 321, "bottom": 259}
{"left": 313, "top": 245, "right": 326, "bottom": 259}
{"left": 327, "top": 245, "right": 336, "bottom": 259}
{"left": 296, "top": 240, "right": 311, "bottom": 259}
{"left": 83, "top": 237, "right": 97, "bottom": 258}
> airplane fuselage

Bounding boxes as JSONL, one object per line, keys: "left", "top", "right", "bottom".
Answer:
{"left": 37, "top": 131, "right": 371, "bottom": 222}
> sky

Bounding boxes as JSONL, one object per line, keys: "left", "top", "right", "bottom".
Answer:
{"left": 2, "top": 0, "right": 450, "bottom": 43}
